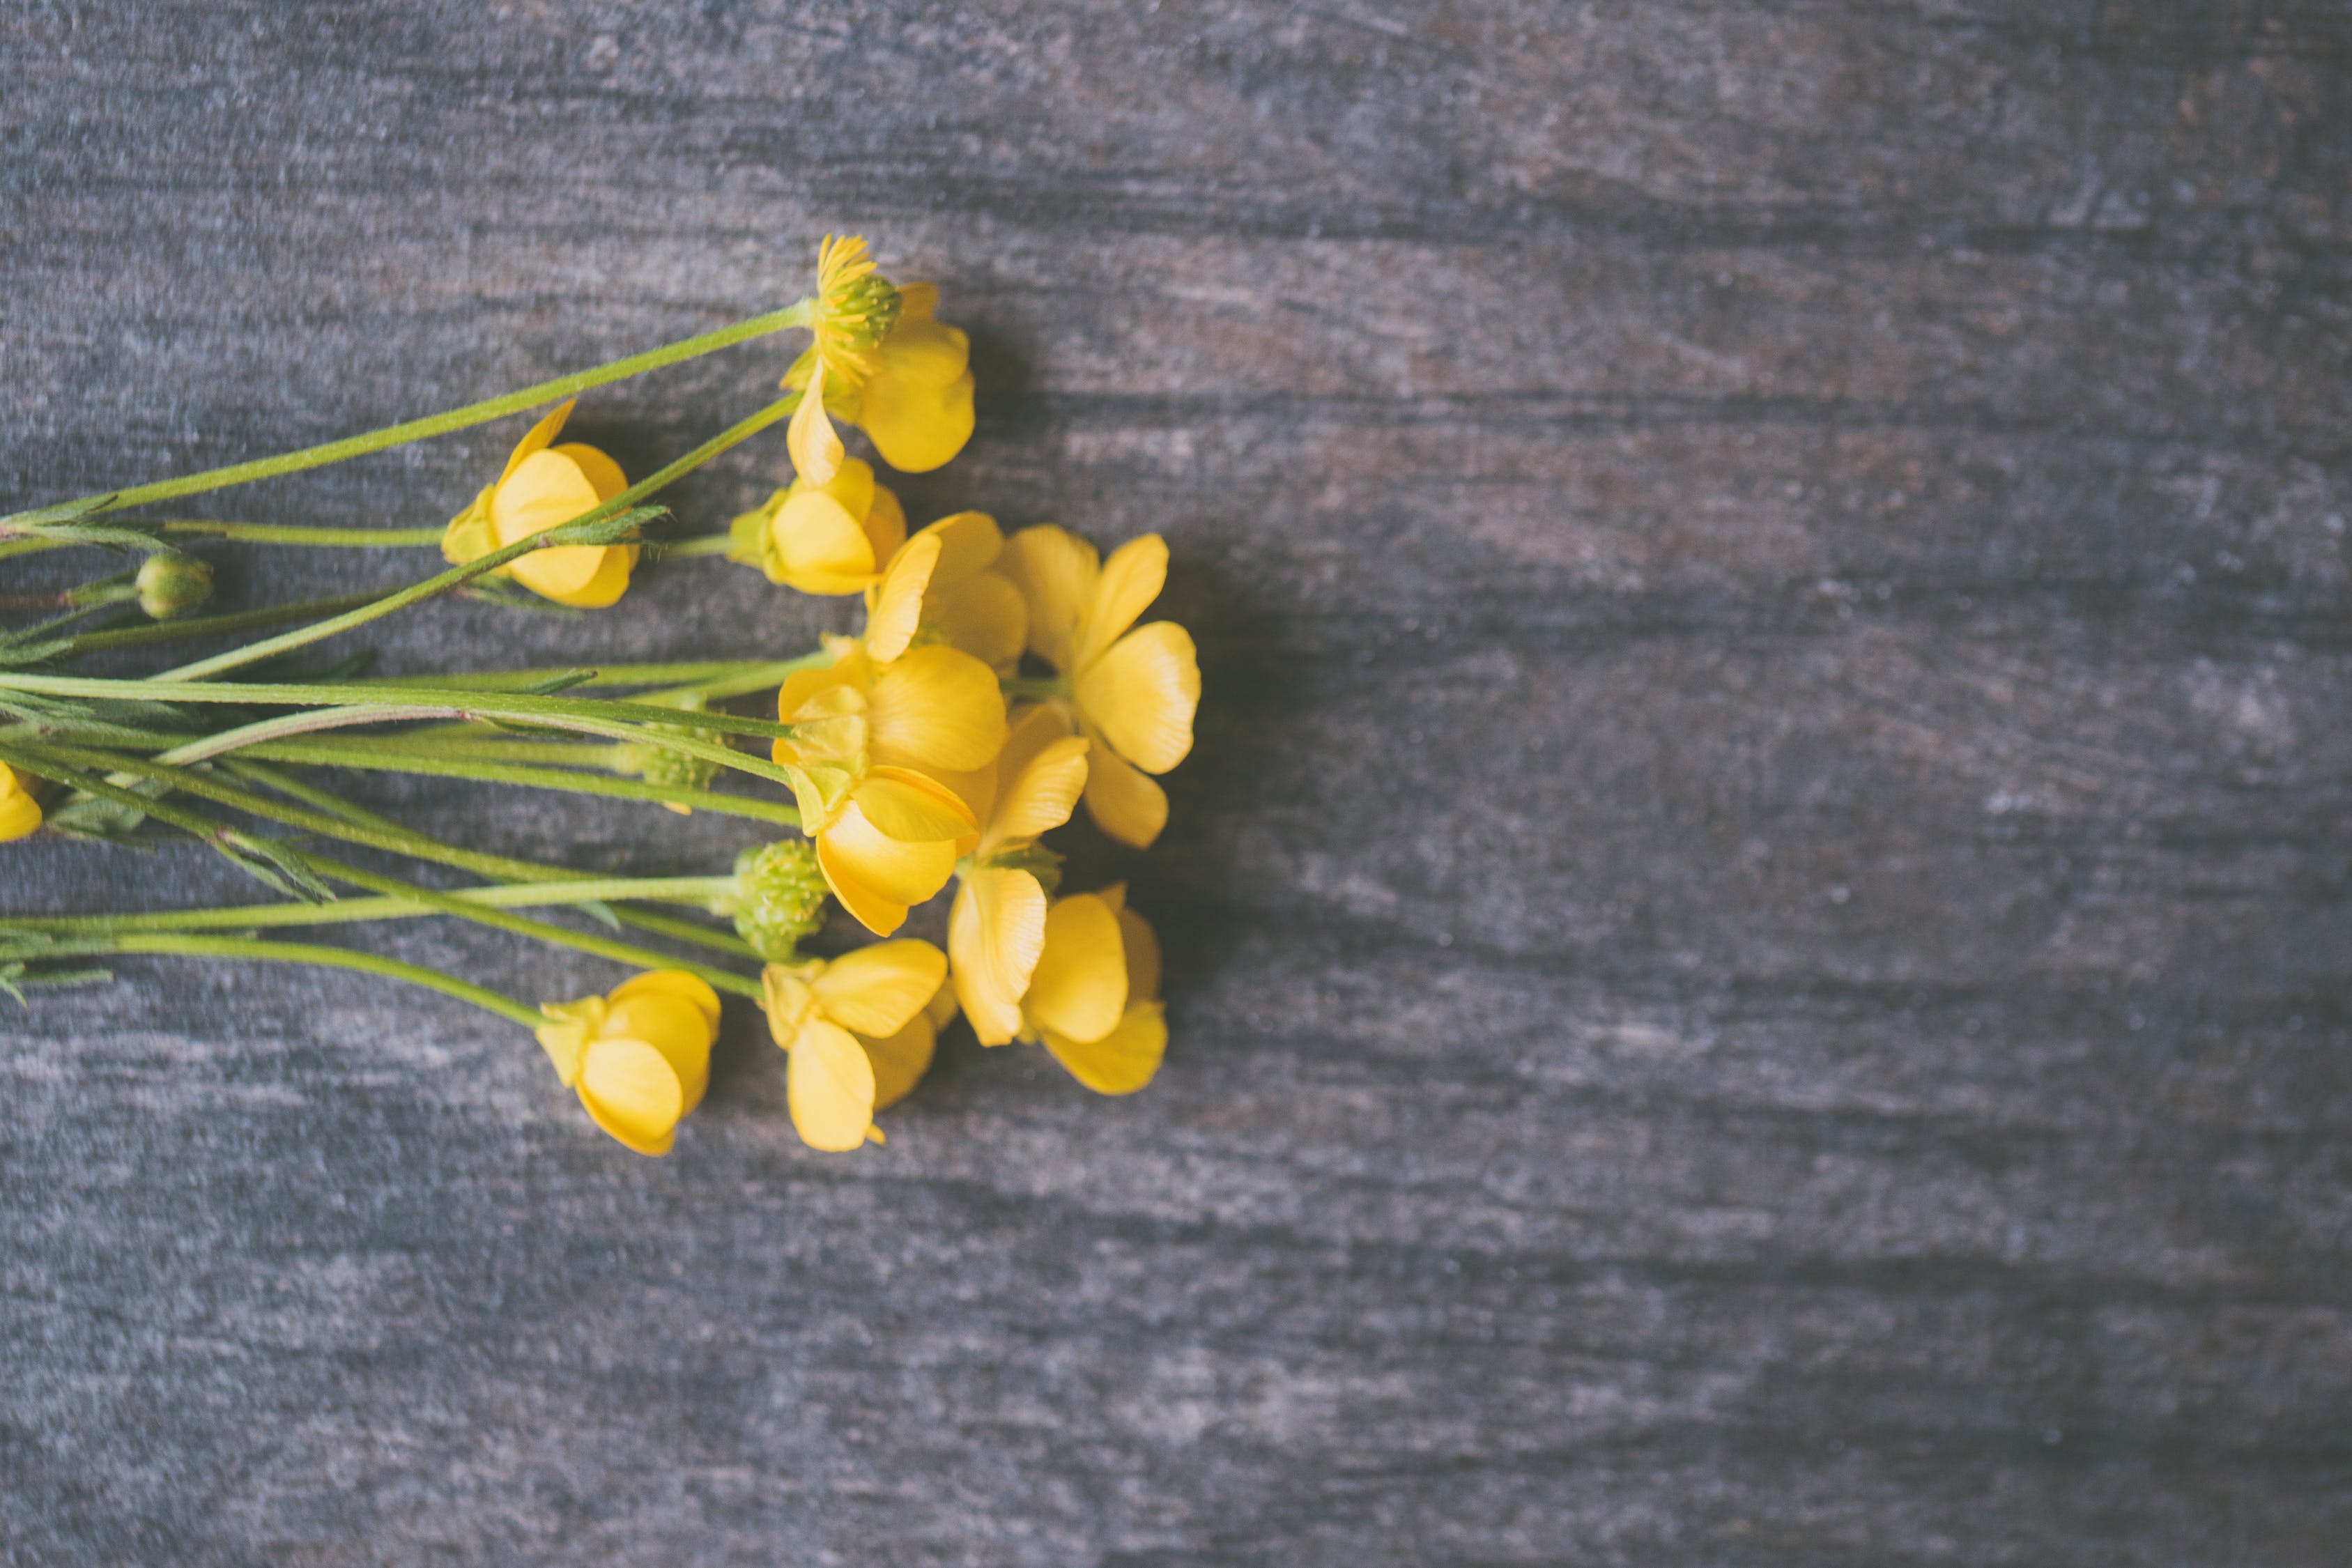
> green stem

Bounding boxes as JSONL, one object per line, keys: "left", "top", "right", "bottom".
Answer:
{"left": 345, "top": 661, "right": 797, "bottom": 693}
{"left": 5, "top": 877, "right": 739, "bottom": 937}
{"left": 156, "top": 394, "right": 799, "bottom": 683}
{"left": 3, "top": 304, "right": 810, "bottom": 525}
{"left": 103, "top": 934, "right": 546, "bottom": 1029}
{"left": 659, "top": 534, "right": 738, "bottom": 558}
{"left": 217, "top": 757, "right": 417, "bottom": 835}
{"left": 151, "top": 507, "right": 658, "bottom": 682}
{"left": 0, "top": 537, "right": 72, "bottom": 563}
{"left": 240, "top": 739, "right": 804, "bottom": 826}
{"left": 43, "top": 591, "right": 386, "bottom": 658}
{"left": 155, "top": 521, "right": 445, "bottom": 547}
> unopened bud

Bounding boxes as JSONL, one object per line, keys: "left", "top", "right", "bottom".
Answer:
{"left": 637, "top": 726, "right": 721, "bottom": 794}
{"left": 135, "top": 553, "right": 213, "bottom": 620}
{"left": 730, "top": 840, "right": 829, "bottom": 958}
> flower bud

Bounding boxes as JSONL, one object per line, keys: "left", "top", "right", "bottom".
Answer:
{"left": 730, "top": 839, "right": 829, "bottom": 958}
{"left": 635, "top": 725, "right": 721, "bottom": 794}
{"left": 135, "top": 553, "right": 213, "bottom": 620}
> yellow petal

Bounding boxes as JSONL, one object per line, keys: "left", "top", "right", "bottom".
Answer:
{"left": 817, "top": 804, "right": 959, "bottom": 935}
{"left": 787, "top": 366, "right": 846, "bottom": 486}
{"left": 851, "top": 767, "right": 978, "bottom": 843}
{"left": 859, "top": 369, "right": 975, "bottom": 474}
{"left": 925, "top": 571, "right": 1028, "bottom": 673}
{"left": 916, "top": 510, "right": 1003, "bottom": 587}
{"left": 577, "top": 1035, "right": 689, "bottom": 1156}
{"left": 785, "top": 1017, "right": 876, "bottom": 1152}
{"left": 609, "top": 969, "right": 723, "bottom": 1033}
{"left": 876, "top": 317, "right": 971, "bottom": 387}
{"left": 863, "top": 479, "right": 907, "bottom": 564}
{"left": 1075, "top": 534, "right": 1169, "bottom": 672}
{"left": 514, "top": 541, "right": 635, "bottom": 609}
{"left": 863, "top": 530, "right": 940, "bottom": 662}
{"left": 1043, "top": 1001, "right": 1167, "bottom": 1096}
{"left": 1079, "top": 723, "right": 1170, "bottom": 848}
{"left": 551, "top": 442, "right": 627, "bottom": 502}
{"left": 774, "top": 649, "right": 863, "bottom": 721}
{"left": 1024, "top": 893, "right": 1127, "bottom": 1046}
{"left": 601, "top": 994, "right": 714, "bottom": 1114}
{"left": 494, "top": 448, "right": 627, "bottom": 604}
{"left": 998, "top": 525, "right": 1098, "bottom": 673}
{"left": 1117, "top": 904, "right": 1162, "bottom": 1004}
{"left": 500, "top": 399, "right": 574, "bottom": 482}
{"left": 813, "top": 937, "right": 948, "bottom": 1038}
{"left": 772, "top": 472, "right": 882, "bottom": 596}
{"left": 983, "top": 735, "right": 1089, "bottom": 854}
{"left": 896, "top": 282, "right": 940, "bottom": 323}
{"left": 868, "top": 645, "right": 1007, "bottom": 773}
{"left": 863, "top": 1013, "right": 937, "bottom": 1112}
{"left": 949, "top": 868, "right": 1047, "bottom": 1046}
{"left": 533, "top": 996, "right": 604, "bottom": 1086}
{"left": 0, "top": 765, "right": 41, "bottom": 843}
{"left": 925, "top": 972, "right": 961, "bottom": 1031}
{"left": 1075, "top": 622, "right": 1198, "bottom": 775}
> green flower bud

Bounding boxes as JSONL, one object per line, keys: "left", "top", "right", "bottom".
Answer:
{"left": 730, "top": 840, "right": 829, "bottom": 959}
{"left": 134, "top": 552, "right": 213, "bottom": 620}
{"left": 637, "top": 726, "right": 721, "bottom": 794}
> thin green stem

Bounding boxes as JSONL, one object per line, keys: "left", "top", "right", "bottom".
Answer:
{"left": 155, "top": 521, "right": 445, "bottom": 547}
{"left": 43, "top": 591, "right": 385, "bottom": 658}
{"left": 241, "top": 739, "right": 804, "bottom": 826}
{"left": 217, "top": 758, "right": 417, "bottom": 835}
{"left": 4, "top": 304, "right": 809, "bottom": 525}
{"left": 0, "top": 537, "right": 73, "bottom": 563}
{"left": 659, "top": 534, "right": 738, "bottom": 558}
{"left": 346, "top": 661, "right": 791, "bottom": 693}
{"left": 4, "top": 877, "right": 739, "bottom": 937}
{"left": 102, "top": 934, "right": 546, "bottom": 1029}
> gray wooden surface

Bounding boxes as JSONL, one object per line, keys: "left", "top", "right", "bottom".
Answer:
{"left": 5, "top": 3, "right": 2350, "bottom": 1562}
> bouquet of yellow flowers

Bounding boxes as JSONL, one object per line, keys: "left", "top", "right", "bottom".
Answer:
{"left": 0, "top": 237, "right": 1199, "bottom": 1158}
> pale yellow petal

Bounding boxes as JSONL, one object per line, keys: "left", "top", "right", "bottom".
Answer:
{"left": 982, "top": 735, "right": 1089, "bottom": 854}
{"left": 817, "top": 801, "right": 960, "bottom": 935}
{"left": 896, "top": 282, "right": 939, "bottom": 323}
{"left": 577, "top": 1035, "right": 688, "bottom": 1156}
{"left": 867, "top": 645, "right": 1006, "bottom": 773}
{"left": 786, "top": 1017, "right": 876, "bottom": 1152}
{"left": 500, "top": 399, "right": 574, "bottom": 482}
{"left": 812, "top": 938, "right": 948, "bottom": 1038}
{"left": 609, "top": 969, "right": 722, "bottom": 1031}
{"left": 876, "top": 317, "right": 971, "bottom": 387}
{"left": 851, "top": 767, "right": 978, "bottom": 843}
{"left": 925, "top": 571, "right": 1027, "bottom": 673}
{"left": 998, "top": 525, "right": 1098, "bottom": 672}
{"left": 491, "top": 448, "right": 601, "bottom": 546}
{"left": 551, "top": 442, "right": 627, "bottom": 503}
{"left": 1075, "top": 622, "right": 1198, "bottom": 775}
{"left": 0, "top": 765, "right": 41, "bottom": 843}
{"left": 863, "top": 479, "right": 907, "bottom": 564}
{"left": 916, "top": 510, "right": 1003, "bottom": 587}
{"left": 601, "top": 994, "right": 714, "bottom": 1114}
{"left": 787, "top": 367, "right": 846, "bottom": 486}
{"left": 1043, "top": 1001, "right": 1167, "bottom": 1096}
{"left": 1079, "top": 724, "right": 1170, "bottom": 849}
{"left": 949, "top": 869, "right": 1047, "bottom": 1047}
{"left": 863, "top": 530, "right": 940, "bottom": 662}
{"left": 1024, "top": 893, "right": 1127, "bottom": 1046}
{"left": 514, "top": 541, "right": 634, "bottom": 608}
{"left": 1075, "top": 534, "right": 1169, "bottom": 671}
{"left": 1117, "top": 904, "right": 1162, "bottom": 1004}
{"left": 772, "top": 482, "right": 882, "bottom": 596}
{"left": 859, "top": 370, "right": 974, "bottom": 474}
{"left": 863, "top": 1013, "right": 937, "bottom": 1112}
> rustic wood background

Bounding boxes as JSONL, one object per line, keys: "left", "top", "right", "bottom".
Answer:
{"left": 5, "top": 3, "right": 2349, "bottom": 1562}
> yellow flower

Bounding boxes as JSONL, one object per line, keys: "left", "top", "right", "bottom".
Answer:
{"left": 1019, "top": 884, "right": 1167, "bottom": 1096}
{"left": 771, "top": 636, "right": 1003, "bottom": 936}
{"left": 785, "top": 235, "right": 974, "bottom": 485}
{"left": 534, "top": 971, "right": 721, "bottom": 1156}
{"left": 947, "top": 705, "right": 1091, "bottom": 1044}
{"left": 0, "top": 763, "right": 42, "bottom": 843}
{"left": 728, "top": 457, "right": 908, "bottom": 594}
{"left": 762, "top": 939, "right": 948, "bottom": 1151}
{"left": 862, "top": 509, "right": 1027, "bottom": 671}
{"left": 999, "top": 528, "right": 1200, "bottom": 848}
{"left": 441, "top": 399, "right": 638, "bottom": 608}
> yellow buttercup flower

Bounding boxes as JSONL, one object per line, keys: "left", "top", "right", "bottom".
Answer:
{"left": 999, "top": 528, "right": 1199, "bottom": 848}
{"left": 0, "top": 763, "right": 43, "bottom": 843}
{"left": 535, "top": 971, "right": 721, "bottom": 1156}
{"left": 947, "top": 705, "right": 1090, "bottom": 1044}
{"left": 727, "top": 457, "right": 908, "bottom": 594}
{"left": 1018, "top": 884, "right": 1167, "bottom": 1096}
{"left": 762, "top": 939, "right": 948, "bottom": 1151}
{"left": 441, "top": 399, "right": 638, "bottom": 608}
{"left": 785, "top": 236, "right": 974, "bottom": 485}
{"left": 862, "top": 509, "right": 1027, "bottom": 671}
{"left": 771, "top": 636, "right": 1003, "bottom": 936}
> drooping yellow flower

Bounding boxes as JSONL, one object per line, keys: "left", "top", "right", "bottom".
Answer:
{"left": 771, "top": 636, "right": 1004, "bottom": 936}
{"left": 535, "top": 971, "right": 721, "bottom": 1156}
{"left": 947, "top": 705, "right": 1091, "bottom": 1044}
{"left": 0, "top": 763, "right": 43, "bottom": 843}
{"left": 762, "top": 939, "right": 948, "bottom": 1151}
{"left": 862, "top": 509, "right": 1027, "bottom": 672}
{"left": 727, "top": 457, "right": 908, "bottom": 594}
{"left": 1018, "top": 884, "right": 1167, "bottom": 1096}
{"left": 998, "top": 529, "right": 1199, "bottom": 848}
{"left": 785, "top": 236, "right": 974, "bottom": 485}
{"left": 442, "top": 399, "right": 638, "bottom": 608}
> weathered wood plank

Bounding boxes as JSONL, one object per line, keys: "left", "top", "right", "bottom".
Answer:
{"left": 3, "top": 1, "right": 2349, "bottom": 1562}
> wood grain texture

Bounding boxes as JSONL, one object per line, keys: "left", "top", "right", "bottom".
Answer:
{"left": 4, "top": 1, "right": 2351, "bottom": 1562}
